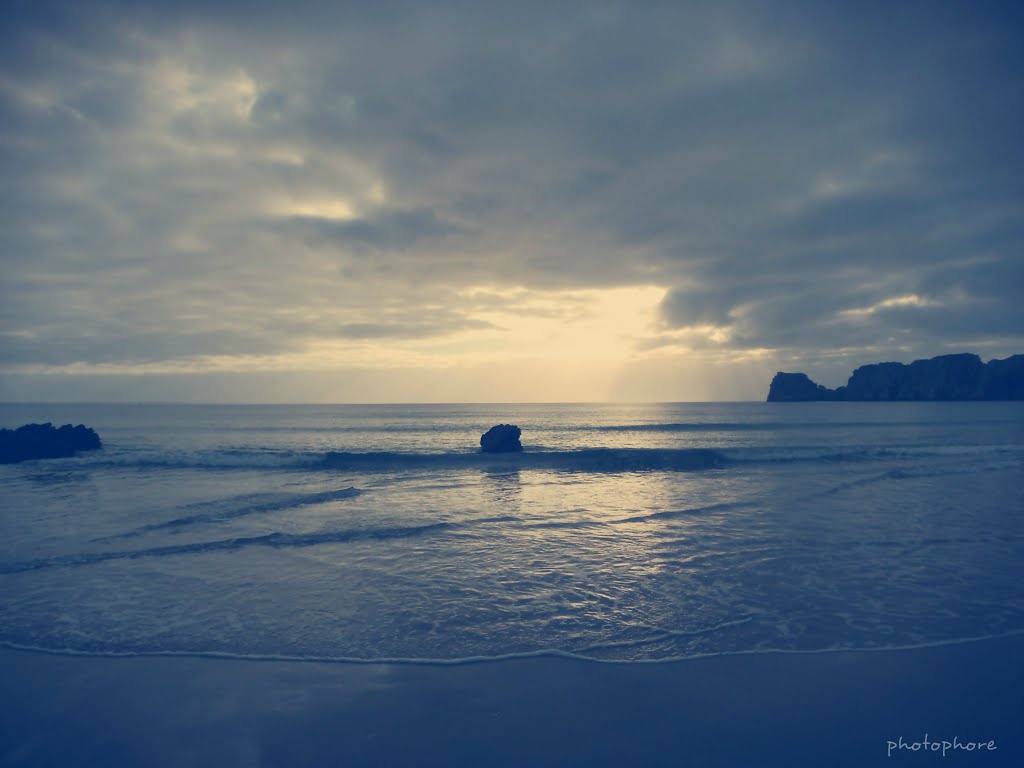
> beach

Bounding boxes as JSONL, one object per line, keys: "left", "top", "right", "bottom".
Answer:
{"left": 2, "top": 634, "right": 1021, "bottom": 767}
{"left": 5, "top": 0, "right": 1024, "bottom": 762}
{"left": 2, "top": 402, "right": 1022, "bottom": 766}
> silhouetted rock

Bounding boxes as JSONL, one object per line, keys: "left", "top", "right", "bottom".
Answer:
{"left": 480, "top": 424, "right": 523, "bottom": 453}
{"left": 843, "top": 353, "right": 985, "bottom": 400}
{"left": 982, "top": 354, "right": 1024, "bottom": 400}
{"left": 767, "top": 353, "right": 1024, "bottom": 401}
{"left": 0, "top": 423, "right": 102, "bottom": 464}
{"left": 766, "top": 373, "right": 834, "bottom": 402}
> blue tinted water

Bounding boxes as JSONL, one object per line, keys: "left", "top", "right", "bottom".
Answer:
{"left": 1, "top": 402, "right": 1022, "bottom": 663}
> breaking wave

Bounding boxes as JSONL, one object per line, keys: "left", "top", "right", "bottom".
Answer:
{"left": 720, "top": 443, "right": 1022, "bottom": 465}
{"left": 58, "top": 446, "right": 729, "bottom": 474}
{"left": 34, "top": 441, "right": 1023, "bottom": 476}
{"left": 0, "top": 500, "right": 753, "bottom": 575}
{"left": 103, "top": 486, "right": 363, "bottom": 540}
{"left": 0, "top": 521, "right": 458, "bottom": 575}
{"left": 320, "top": 447, "right": 727, "bottom": 473}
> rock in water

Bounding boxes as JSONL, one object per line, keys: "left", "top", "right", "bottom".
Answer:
{"left": 480, "top": 424, "right": 523, "bottom": 453}
{"left": 0, "top": 423, "right": 103, "bottom": 464}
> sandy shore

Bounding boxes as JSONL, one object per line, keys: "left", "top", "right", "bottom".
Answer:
{"left": 1, "top": 635, "right": 1021, "bottom": 767}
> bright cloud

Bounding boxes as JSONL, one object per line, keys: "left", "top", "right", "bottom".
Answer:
{"left": 1, "top": 1, "right": 1022, "bottom": 402}
{"left": 838, "top": 294, "right": 939, "bottom": 318}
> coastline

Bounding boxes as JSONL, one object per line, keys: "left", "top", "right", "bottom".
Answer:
{"left": 1, "top": 634, "right": 1021, "bottom": 767}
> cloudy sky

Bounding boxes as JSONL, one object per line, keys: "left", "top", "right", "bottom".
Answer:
{"left": 2, "top": 1, "right": 1022, "bottom": 402}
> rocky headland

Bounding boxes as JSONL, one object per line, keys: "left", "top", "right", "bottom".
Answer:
{"left": 767, "top": 353, "right": 1024, "bottom": 402}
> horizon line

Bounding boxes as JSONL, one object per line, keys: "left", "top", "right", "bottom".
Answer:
{"left": 0, "top": 399, "right": 763, "bottom": 407}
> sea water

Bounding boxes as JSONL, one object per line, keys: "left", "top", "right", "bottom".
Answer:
{"left": 1, "top": 402, "right": 1022, "bottom": 664}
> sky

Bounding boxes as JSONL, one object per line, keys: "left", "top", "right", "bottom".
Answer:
{"left": 1, "top": 1, "right": 1022, "bottom": 403}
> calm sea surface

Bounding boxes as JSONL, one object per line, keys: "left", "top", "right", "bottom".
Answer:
{"left": 1, "top": 402, "right": 1022, "bottom": 663}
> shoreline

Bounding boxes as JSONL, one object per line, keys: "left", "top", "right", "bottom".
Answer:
{"left": 2, "top": 626, "right": 1023, "bottom": 666}
{"left": 2, "top": 634, "right": 1021, "bottom": 767}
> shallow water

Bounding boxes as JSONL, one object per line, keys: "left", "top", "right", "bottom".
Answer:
{"left": 1, "top": 402, "right": 1022, "bottom": 663}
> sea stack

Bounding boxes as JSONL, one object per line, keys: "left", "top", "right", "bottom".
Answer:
{"left": 0, "top": 423, "right": 103, "bottom": 464}
{"left": 480, "top": 424, "right": 523, "bottom": 453}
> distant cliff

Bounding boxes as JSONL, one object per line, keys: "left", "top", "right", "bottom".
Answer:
{"left": 767, "top": 353, "right": 1024, "bottom": 402}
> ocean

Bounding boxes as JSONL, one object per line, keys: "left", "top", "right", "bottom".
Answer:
{"left": 2, "top": 401, "right": 1023, "bottom": 666}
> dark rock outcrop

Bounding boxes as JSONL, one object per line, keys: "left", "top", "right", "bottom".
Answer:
{"left": 480, "top": 424, "right": 523, "bottom": 453}
{"left": 766, "top": 372, "right": 834, "bottom": 402}
{"left": 767, "top": 353, "right": 1024, "bottom": 402}
{"left": 0, "top": 423, "right": 103, "bottom": 464}
{"left": 840, "top": 353, "right": 986, "bottom": 401}
{"left": 982, "top": 354, "right": 1024, "bottom": 400}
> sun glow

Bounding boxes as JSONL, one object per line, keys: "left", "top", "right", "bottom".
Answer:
{"left": 6, "top": 285, "right": 669, "bottom": 384}
{"left": 457, "top": 285, "right": 668, "bottom": 361}
{"left": 3, "top": 284, "right": 725, "bottom": 401}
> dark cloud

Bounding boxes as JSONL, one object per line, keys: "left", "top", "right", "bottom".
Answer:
{"left": 0, "top": 329, "right": 287, "bottom": 367}
{"left": 335, "top": 318, "right": 496, "bottom": 341}
{"left": 284, "top": 209, "right": 464, "bottom": 251}
{"left": 1, "top": 0, "right": 1022, "bottom": 398}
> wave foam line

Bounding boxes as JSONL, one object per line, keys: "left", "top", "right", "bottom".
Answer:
{"left": 5, "top": 500, "right": 758, "bottom": 574}
{"left": 80, "top": 453, "right": 322, "bottom": 472}
{"left": 2, "top": 628, "right": 1023, "bottom": 668}
{"left": 104, "top": 487, "right": 363, "bottom": 541}
{"left": 722, "top": 444, "right": 1024, "bottom": 465}
{"left": 523, "top": 501, "right": 755, "bottom": 530}
{"left": 614, "top": 500, "right": 754, "bottom": 524}
{"left": 322, "top": 448, "right": 726, "bottom": 473}
{"left": 69, "top": 447, "right": 727, "bottom": 473}
{"left": 594, "top": 421, "right": 904, "bottom": 433}
{"left": 574, "top": 616, "right": 755, "bottom": 654}
{"left": 0, "top": 521, "right": 457, "bottom": 575}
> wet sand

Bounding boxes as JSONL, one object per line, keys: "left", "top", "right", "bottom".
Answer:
{"left": 1, "top": 635, "right": 1021, "bottom": 767}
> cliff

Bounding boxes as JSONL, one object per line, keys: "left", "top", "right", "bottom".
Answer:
{"left": 767, "top": 353, "right": 1024, "bottom": 402}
